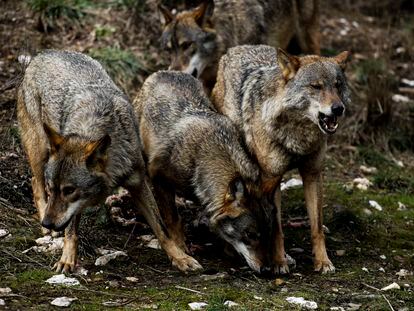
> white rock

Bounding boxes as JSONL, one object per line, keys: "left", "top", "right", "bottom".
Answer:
{"left": 224, "top": 300, "right": 239, "bottom": 308}
{"left": 286, "top": 253, "right": 296, "bottom": 266}
{"left": 368, "top": 200, "right": 383, "bottom": 211}
{"left": 381, "top": 282, "right": 400, "bottom": 291}
{"left": 253, "top": 295, "right": 263, "bottom": 300}
{"left": 0, "top": 299, "right": 4, "bottom": 306}
{"left": 75, "top": 267, "right": 88, "bottom": 276}
{"left": 50, "top": 297, "right": 77, "bottom": 307}
{"left": 396, "top": 269, "right": 413, "bottom": 278}
{"left": 0, "top": 229, "right": 10, "bottom": 238}
{"left": 146, "top": 238, "right": 161, "bottom": 250}
{"left": 330, "top": 307, "right": 345, "bottom": 311}
{"left": 392, "top": 94, "right": 410, "bottom": 103}
{"left": 396, "top": 47, "right": 406, "bottom": 54}
{"left": 401, "top": 78, "right": 414, "bottom": 87}
{"left": 379, "top": 268, "right": 385, "bottom": 273}
{"left": 286, "top": 297, "right": 318, "bottom": 309}
{"left": 281, "top": 178, "right": 303, "bottom": 191}
{"left": 362, "top": 267, "right": 369, "bottom": 272}
{"left": 32, "top": 235, "right": 64, "bottom": 253}
{"left": 363, "top": 208, "right": 372, "bottom": 216}
{"left": 188, "top": 302, "right": 208, "bottom": 310}
{"left": 45, "top": 274, "right": 80, "bottom": 286}
{"left": 95, "top": 249, "right": 127, "bottom": 266}
{"left": 200, "top": 272, "right": 228, "bottom": 281}
{"left": 18, "top": 54, "right": 31, "bottom": 65}
{"left": 379, "top": 255, "right": 386, "bottom": 260}
{"left": 359, "top": 165, "right": 378, "bottom": 174}
{"left": 353, "top": 177, "right": 372, "bottom": 191}
{"left": 347, "top": 303, "right": 361, "bottom": 310}
{"left": 126, "top": 276, "right": 139, "bottom": 282}
{"left": 0, "top": 287, "right": 12, "bottom": 295}
{"left": 397, "top": 202, "right": 407, "bottom": 211}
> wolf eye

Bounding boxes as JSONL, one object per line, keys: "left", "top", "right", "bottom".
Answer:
{"left": 310, "top": 83, "right": 323, "bottom": 90}
{"left": 61, "top": 186, "right": 76, "bottom": 197}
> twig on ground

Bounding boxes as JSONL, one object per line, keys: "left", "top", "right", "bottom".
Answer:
{"left": 175, "top": 285, "right": 205, "bottom": 295}
{"left": 362, "top": 282, "right": 380, "bottom": 291}
{"left": 69, "top": 286, "right": 137, "bottom": 299}
{"left": 123, "top": 223, "right": 136, "bottom": 249}
{"left": 144, "top": 264, "right": 166, "bottom": 274}
{"left": 1, "top": 249, "right": 23, "bottom": 262}
{"left": 382, "top": 294, "right": 395, "bottom": 311}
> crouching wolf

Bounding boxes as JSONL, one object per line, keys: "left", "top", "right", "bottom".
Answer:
{"left": 134, "top": 71, "right": 276, "bottom": 273}
{"left": 17, "top": 50, "right": 199, "bottom": 273}
{"left": 159, "top": 0, "right": 320, "bottom": 91}
{"left": 212, "top": 45, "right": 350, "bottom": 273}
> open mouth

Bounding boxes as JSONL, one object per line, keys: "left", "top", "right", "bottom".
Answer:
{"left": 318, "top": 113, "right": 338, "bottom": 134}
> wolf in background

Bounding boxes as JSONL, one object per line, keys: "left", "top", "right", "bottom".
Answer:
{"left": 159, "top": 0, "right": 320, "bottom": 91}
{"left": 135, "top": 70, "right": 276, "bottom": 273}
{"left": 17, "top": 50, "right": 200, "bottom": 273}
{"left": 212, "top": 45, "right": 350, "bottom": 273}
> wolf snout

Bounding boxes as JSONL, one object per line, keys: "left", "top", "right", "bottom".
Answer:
{"left": 41, "top": 216, "right": 56, "bottom": 230}
{"left": 331, "top": 102, "right": 345, "bottom": 117}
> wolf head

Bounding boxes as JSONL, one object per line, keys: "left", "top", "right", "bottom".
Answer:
{"left": 41, "top": 124, "right": 111, "bottom": 231}
{"left": 211, "top": 178, "right": 274, "bottom": 274}
{"left": 159, "top": 0, "right": 217, "bottom": 78}
{"left": 277, "top": 49, "right": 351, "bottom": 135}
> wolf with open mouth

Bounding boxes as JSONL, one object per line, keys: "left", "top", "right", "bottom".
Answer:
{"left": 212, "top": 45, "right": 351, "bottom": 274}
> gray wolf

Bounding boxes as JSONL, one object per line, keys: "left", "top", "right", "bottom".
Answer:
{"left": 212, "top": 45, "right": 350, "bottom": 273}
{"left": 135, "top": 70, "right": 276, "bottom": 273}
{"left": 159, "top": 0, "right": 320, "bottom": 90}
{"left": 17, "top": 50, "right": 200, "bottom": 273}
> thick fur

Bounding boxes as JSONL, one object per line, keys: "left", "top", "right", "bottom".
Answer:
{"left": 159, "top": 0, "right": 320, "bottom": 91}
{"left": 212, "top": 45, "right": 350, "bottom": 274}
{"left": 135, "top": 71, "right": 276, "bottom": 273}
{"left": 17, "top": 50, "right": 199, "bottom": 273}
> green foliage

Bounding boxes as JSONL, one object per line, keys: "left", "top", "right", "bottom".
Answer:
{"left": 26, "top": 0, "right": 92, "bottom": 31}
{"left": 88, "top": 47, "right": 148, "bottom": 95}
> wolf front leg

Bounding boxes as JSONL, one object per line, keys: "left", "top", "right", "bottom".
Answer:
{"left": 300, "top": 169, "right": 335, "bottom": 273}
{"left": 126, "top": 179, "right": 202, "bottom": 272}
{"left": 53, "top": 214, "right": 81, "bottom": 273}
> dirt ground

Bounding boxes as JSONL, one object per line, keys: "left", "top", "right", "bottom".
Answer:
{"left": 0, "top": 1, "right": 413, "bottom": 310}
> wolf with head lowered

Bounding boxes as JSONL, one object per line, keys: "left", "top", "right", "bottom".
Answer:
{"left": 159, "top": 0, "right": 320, "bottom": 91}
{"left": 17, "top": 50, "right": 200, "bottom": 273}
{"left": 135, "top": 71, "right": 276, "bottom": 274}
{"left": 212, "top": 45, "right": 351, "bottom": 273}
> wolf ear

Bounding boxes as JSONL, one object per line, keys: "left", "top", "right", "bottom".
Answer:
{"left": 193, "top": 0, "right": 214, "bottom": 27}
{"left": 225, "top": 178, "right": 245, "bottom": 202}
{"left": 158, "top": 4, "right": 174, "bottom": 25}
{"left": 277, "top": 48, "right": 300, "bottom": 81}
{"left": 85, "top": 135, "right": 111, "bottom": 171}
{"left": 43, "top": 123, "right": 64, "bottom": 155}
{"left": 334, "top": 51, "right": 351, "bottom": 71}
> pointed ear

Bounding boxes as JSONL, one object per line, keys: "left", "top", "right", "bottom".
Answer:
{"left": 277, "top": 48, "right": 300, "bottom": 81}
{"left": 193, "top": 0, "right": 214, "bottom": 27}
{"left": 85, "top": 135, "right": 111, "bottom": 171}
{"left": 43, "top": 123, "right": 64, "bottom": 155}
{"left": 334, "top": 51, "right": 351, "bottom": 71}
{"left": 158, "top": 4, "right": 174, "bottom": 25}
{"left": 225, "top": 178, "right": 245, "bottom": 202}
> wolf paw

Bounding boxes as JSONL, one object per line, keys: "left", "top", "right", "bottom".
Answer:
{"left": 41, "top": 227, "right": 62, "bottom": 237}
{"left": 53, "top": 254, "right": 77, "bottom": 274}
{"left": 314, "top": 260, "right": 335, "bottom": 274}
{"left": 172, "top": 255, "right": 203, "bottom": 272}
{"left": 273, "top": 261, "right": 290, "bottom": 274}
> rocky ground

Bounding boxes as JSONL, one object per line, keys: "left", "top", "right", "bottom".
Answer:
{"left": 0, "top": 0, "right": 413, "bottom": 310}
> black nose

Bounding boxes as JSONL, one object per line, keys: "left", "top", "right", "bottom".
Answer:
{"left": 332, "top": 102, "right": 345, "bottom": 116}
{"left": 41, "top": 216, "right": 55, "bottom": 230}
{"left": 191, "top": 68, "right": 198, "bottom": 77}
{"left": 260, "top": 266, "right": 272, "bottom": 276}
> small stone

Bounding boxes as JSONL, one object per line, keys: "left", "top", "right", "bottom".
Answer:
{"left": 401, "top": 78, "right": 414, "bottom": 87}
{"left": 379, "top": 267, "right": 385, "bottom": 273}
{"left": 286, "top": 297, "right": 318, "bottom": 310}
{"left": 392, "top": 94, "right": 410, "bottom": 103}
{"left": 359, "top": 165, "right": 378, "bottom": 174}
{"left": 46, "top": 274, "right": 80, "bottom": 286}
{"left": 336, "top": 250, "right": 346, "bottom": 256}
{"left": 353, "top": 177, "right": 372, "bottom": 191}
{"left": 0, "top": 288, "right": 12, "bottom": 295}
{"left": 274, "top": 278, "right": 285, "bottom": 286}
{"left": 50, "top": 297, "right": 77, "bottom": 307}
{"left": 368, "top": 200, "right": 382, "bottom": 211}
{"left": 290, "top": 247, "right": 304, "bottom": 253}
{"left": 363, "top": 208, "right": 372, "bottom": 216}
{"left": 396, "top": 269, "right": 412, "bottom": 278}
{"left": 362, "top": 267, "right": 369, "bottom": 272}
{"left": 223, "top": 300, "right": 239, "bottom": 308}
{"left": 253, "top": 295, "right": 263, "bottom": 300}
{"left": 188, "top": 302, "right": 208, "bottom": 310}
{"left": 0, "top": 299, "right": 5, "bottom": 306}
{"left": 381, "top": 282, "right": 400, "bottom": 291}
{"left": 397, "top": 202, "right": 407, "bottom": 211}
{"left": 347, "top": 303, "right": 361, "bottom": 310}
{"left": 379, "top": 255, "right": 386, "bottom": 260}
{"left": 280, "top": 178, "right": 303, "bottom": 191}
{"left": 95, "top": 249, "right": 127, "bottom": 266}
{"left": 331, "top": 287, "right": 339, "bottom": 292}
{"left": 126, "top": 276, "right": 138, "bottom": 282}
{"left": 0, "top": 229, "right": 10, "bottom": 239}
